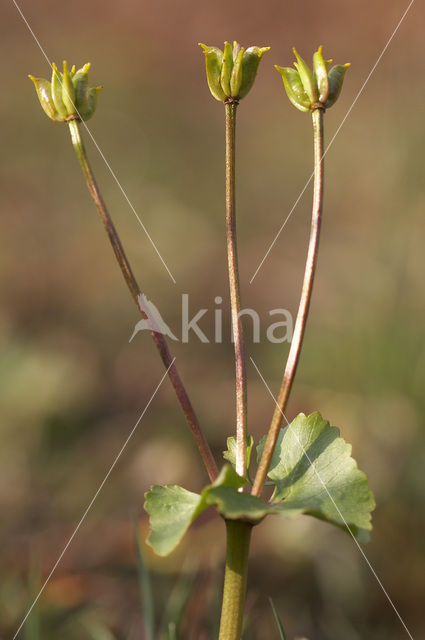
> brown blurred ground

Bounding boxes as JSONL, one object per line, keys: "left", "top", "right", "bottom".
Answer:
{"left": 0, "top": 1, "right": 424, "bottom": 638}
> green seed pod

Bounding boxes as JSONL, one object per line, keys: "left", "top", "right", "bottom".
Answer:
{"left": 275, "top": 66, "right": 311, "bottom": 112}
{"left": 61, "top": 61, "right": 76, "bottom": 115}
{"left": 72, "top": 64, "right": 89, "bottom": 106}
{"left": 293, "top": 48, "right": 318, "bottom": 104}
{"left": 200, "top": 42, "right": 269, "bottom": 101}
{"left": 77, "top": 86, "right": 102, "bottom": 121}
{"left": 313, "top": 46, "right": 329, "bottom": 104}
{"left": 232, "top": 41, "right": 242, "bottom": 61}
{"left": 230, "top": 46, "right": 245, "bottom": 98}
{"left": 51, "top": 63, "right": 68, "bottom": 119}
{"left": 220, "top": 41, "right": 234, "bottom": 97}
{"left": 71, "top": 63, "right": 102, "bottom": 120}
{"left": 199, "top": 44, "right": 226, "bottom": 102}
{"left": 238, "top": 46, "right": 270, "bottom": 99}
{"left": 28, "top": 76, "right": 61, "bottom": 121}
{"left": 276, "top": 47, "right": 350, "bottom": 112}
{"left": 324, "top": 63, "right": 350, "bottom": 108}
{"left": 29, "top": 61, "right": 101, "bottom": 122}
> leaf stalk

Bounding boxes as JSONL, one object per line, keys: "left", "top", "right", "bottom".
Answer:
{"left": 224, "top": 101, "right": 248, "bottom": 480}
{"left": 67, "top": 119, "right": 219, "bottom": 482}
{"left": 251, "top": 107, "right": 325, "bottom": 497}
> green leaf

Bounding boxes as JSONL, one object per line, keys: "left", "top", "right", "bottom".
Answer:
{"left": 257, "top": 412, "right": 375, "bottom": 541}
{"left": 146, "top": 414, "right": 374, "bottom": 557}
{"left": 206, "top": 482, "right": 269, "bottom": 520}
{"left": 223, "top": 435, "right": 254, "bottom": 475}
{"left": 145, "top": 465, "right": 267, "bottom": 556}
{"left": 144, "top": 484, "right": 202, "bottom": 556}
{"left": 204, "top": 463, "right": 247, "bottom": 491}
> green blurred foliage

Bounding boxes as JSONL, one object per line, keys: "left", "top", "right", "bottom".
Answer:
{"left": 0, "top": 0, "right": 424, "bottom": 638}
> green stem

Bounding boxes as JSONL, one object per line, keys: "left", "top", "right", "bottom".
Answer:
{"left": 218, "top": 519, "right": 252, "bottom": 640}
{"left": 67, "top": 118, "right": 218, "bottom": 483}
{"left": 252, "top": 107, "right": 325, "bottom": 497}
{"left": 225, "top": 101, "right": 247, "bottom": 480}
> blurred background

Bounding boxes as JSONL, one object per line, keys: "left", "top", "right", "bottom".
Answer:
{"left": 1, "top": 1, "right": 424, "bottom": 638}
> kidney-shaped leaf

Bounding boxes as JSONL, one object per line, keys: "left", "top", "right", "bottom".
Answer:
{"left": 223, "top": 435, "right": 254, "bottom": 469}
{"left": 258, "top": 412, "right": 375, "bottom": 541}
{"left": 144, "top": 465, "right": 269, "bottom": 556}
{"left": 145, "top": 413, "right": 375, "bottom": 556}
{"left": 144, "top": 484, "right": 202, "bottom": 556}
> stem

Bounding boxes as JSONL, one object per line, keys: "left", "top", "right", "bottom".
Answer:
{"left": 218, "top": 519, "right": 252, "bottom": 640}
{"left": 67, "top": 119, "right": 218, "bottom": 482}
{"left": 252, "top": 108, "right": 324, "bottom": 497}
{"left": 225, "top": 101, "right": 247, "bottom": 480}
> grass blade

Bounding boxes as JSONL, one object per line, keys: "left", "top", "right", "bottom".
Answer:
{"left": 24, "top": 553, "right": 41, "bottom": 640}
{"left": 134, "top": 519, "right": 155, "bottom": 640}
{"left": 269, "top": 597, "right": 287, "bottom": 640}
{"left": 159, "top": 560, "right": 197, "bottom": 640}
{"left": 167, "top": 621, "right": 177, "bottom": 640}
